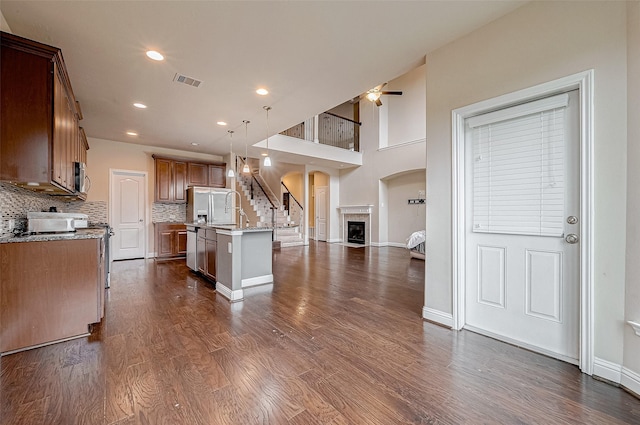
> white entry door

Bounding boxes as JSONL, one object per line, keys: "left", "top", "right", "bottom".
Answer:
{"left": 464, "top": 91, "right": 580, "bottom": 363}
{"left": 111, "top": 170, "right": 146, "bottom": 260}
{"left": 315, "top": 186, "right": 327, "bottom": 242}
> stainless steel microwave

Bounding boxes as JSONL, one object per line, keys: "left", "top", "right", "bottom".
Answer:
{"left": 74, "top": 162, "right": 90, "bottom": 194}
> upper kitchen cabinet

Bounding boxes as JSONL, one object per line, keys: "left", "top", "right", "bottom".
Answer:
{"left": 153, "top": 155, "right": 226, "bottom": 203}
{"left": 0, "top": 32, "right": 87, "bottom": 196}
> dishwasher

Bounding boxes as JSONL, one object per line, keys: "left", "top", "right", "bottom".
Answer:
{"left": 186, "top": 224, "right": 198, "bottom": 271}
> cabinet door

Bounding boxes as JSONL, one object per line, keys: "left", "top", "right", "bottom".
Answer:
{"left": 173, "top": 161, "right": 188, "bottom": 202}
{"left": 52, "top": 67, "right": 66, "bottom": 188}
{"left": 155, "top": 158, "right": 173, "bottom": 202}
{"left": 208, "top": 164, "right": 226, "bottom": 188}
{"left": 157, "top": 228, "right": 175, "bottom": 257}
{"left": 176, "top": 230, "right": 188, "bottom": 256}
{"left": 79, "top": 128, "right": 88, "bottom": 164}
{"left": 197, "top": 235, "right": 206, "bottom": 274}
{"left": 188, "top": 162, "right": 208, "bottom": 187}
{"left": 205, "top": 239, "right": 217, "bottom": 280}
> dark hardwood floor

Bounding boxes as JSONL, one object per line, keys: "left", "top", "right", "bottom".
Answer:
{"left": 1, "top": 242, "right": 638, "bottom": 424}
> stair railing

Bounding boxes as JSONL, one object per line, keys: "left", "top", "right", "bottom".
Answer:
{"left": 236, "top": 156, "right": 280, "bottom": 239}
{"left": 281, "top": 181, "right": 304, "bottom": 231}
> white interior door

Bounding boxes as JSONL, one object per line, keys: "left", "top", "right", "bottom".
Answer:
{"left": 111, "top": 170, "right": 146, "bottom": 260}
{"left": 464, "top": 91, "right": 580, "bottom": 363}
{"left": 315, "top": 186, "right": 327, "bottom": 242}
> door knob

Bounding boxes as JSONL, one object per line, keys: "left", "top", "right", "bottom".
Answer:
{"left": 565, "top": 234, "right": 579, "bottom": 244}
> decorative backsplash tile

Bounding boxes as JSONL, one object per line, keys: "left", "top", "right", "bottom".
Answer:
{"left": 0, "top": 183, "right": 108, "bottom": 237}
{"left": 152, "top": 203, "right": 186, "bottom": 223}
{"left": 67, "top": 201, "right": 108, "bottom": 224}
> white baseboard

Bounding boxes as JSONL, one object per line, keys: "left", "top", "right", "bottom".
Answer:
{"left": 621, "top": 367, "right": 640, "bottom": 397}
{"left": 593, "top": 357, "right": 623, "bottom": 383}
{"left": 327, "top": 238, "right": 341, "bottom": 243}
{"left": 242, "top": 274, "right": 273, "bottom": 288}
{"left": 387, "top": 242, "right": 407, "bottom": 248}
{"left": 215, "top": 282, "right": 243, "bottom": 302}
{"left": 422, "top": 306, "right": 453, "bottom": 328}
{"left": 370, "top": 241, "right": 386, "bottom": 247}
{"left": 593, "top": 358, "right": 640, "bottom": 397}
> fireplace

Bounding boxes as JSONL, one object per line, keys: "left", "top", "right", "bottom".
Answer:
{"left": 347, "top": 221, "right": 366, "bottom": 245}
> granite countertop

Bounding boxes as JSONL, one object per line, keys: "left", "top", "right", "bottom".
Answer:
{"left": 185, "top": 222, "right": 273, "bottom": 233}
{"left": 0, "top": 228, "right": 106, "bottom": 244}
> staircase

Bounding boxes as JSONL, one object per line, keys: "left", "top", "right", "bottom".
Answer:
{"left": 236, "top": 173, "right": 304, "bottom": 247}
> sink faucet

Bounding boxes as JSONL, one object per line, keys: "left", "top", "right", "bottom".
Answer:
{"left": 225, "top": 190, "right": 248, "bottom": 229}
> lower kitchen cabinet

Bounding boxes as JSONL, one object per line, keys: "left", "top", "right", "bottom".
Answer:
{"left": 0, "top": 237, "right": 104, "bottom": 354}
{"left": 197, "top": 227, "right": 217, "bottom": 281}
{"left": 155, "top": 222, "right": 187, "bottom": 259}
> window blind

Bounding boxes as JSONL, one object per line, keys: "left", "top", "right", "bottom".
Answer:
{"left": 469, "top": 94, "right": 568, "bottom": 237}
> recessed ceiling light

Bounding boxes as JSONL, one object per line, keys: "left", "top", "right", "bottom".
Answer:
{"left": 133, "top": 103, "right": 147, "bottom": 109}
{"left": 191, "top": 142, "right": 199, "bottom": 146}
{"left": 256, "top": 88, "right": 269, "bottom": 96}
{"left": 126, "top": 131, "right": 138, "bottom": 136}
{"left": 146, "top": 50, "right": 164, "bottom": 61}
{"left": 217, "top": 121, "right": 227, "bottom": 126}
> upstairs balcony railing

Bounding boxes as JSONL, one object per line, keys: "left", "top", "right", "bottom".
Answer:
{"left": 280, "top": 112, "right": 361, "bottom": 152}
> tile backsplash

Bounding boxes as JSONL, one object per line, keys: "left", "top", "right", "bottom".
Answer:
{"left": 0, "top": 183, "right": 107, "bottom": 237}
{"left": 152, "top": 203, "right": 186, "bottom": 223}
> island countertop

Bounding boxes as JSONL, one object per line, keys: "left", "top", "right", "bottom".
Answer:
{"left": 184, "top": 222, "right": 273, "bottom": 234}
{"left": 0, "top": 228, "right": 106, "bottom": 244}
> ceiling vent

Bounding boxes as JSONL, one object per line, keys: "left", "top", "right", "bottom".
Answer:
{"left": 173, "top": 73, "right": 202, "bottom": 88}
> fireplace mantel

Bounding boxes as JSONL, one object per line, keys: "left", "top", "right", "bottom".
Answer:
{"left": 338, "top": 205, "right": 373, "bottom": 215}
{"left": 338, "top": 205, "right": 373, "bottom": 245}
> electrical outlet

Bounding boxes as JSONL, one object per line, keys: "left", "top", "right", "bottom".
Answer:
{"left": 418, "top": 190, "right": 425, "bottom": 199}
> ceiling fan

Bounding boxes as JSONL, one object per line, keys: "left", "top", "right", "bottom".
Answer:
{"left": 362, "top": 83, "right": 403, "bottom": 107}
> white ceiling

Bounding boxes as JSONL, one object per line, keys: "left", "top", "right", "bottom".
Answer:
{"left": 1, "top": 1, "right": 525, "bottom": 160}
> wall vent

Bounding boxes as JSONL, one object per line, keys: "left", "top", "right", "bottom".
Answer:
{"left": 173, "top": 73, "right": 202, "bottom": 88}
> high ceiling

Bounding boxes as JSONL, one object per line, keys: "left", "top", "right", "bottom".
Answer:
{"left": 1, "top": 1, "right": 525, "bottom": 159}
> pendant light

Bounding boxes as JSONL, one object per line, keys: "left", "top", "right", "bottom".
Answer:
{"left": 242, "top": 120, "right": 250, "bottom": 174}
{"left": 227, "top": 130, "right": 235, "bottom": 178}
{"left": 263, "top": 106, "right": 272, "bottom": 167}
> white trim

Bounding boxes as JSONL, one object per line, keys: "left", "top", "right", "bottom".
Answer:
{"left": 241, "top": 274, "right": 273, "bottom": 288}
{"left": 422, "top": 307, "right": 453, "bottom": 328}
{"left": 627, "top": 321, "right": 640, "bottom": 337}
{"left": 377, "top": 138, "right": 426, "bottom": 152}
{"left": 593, "top": 357, "right": 623, "bottom": 384}
{"left": 451, "top": 70, "right": 595, "bottom": 375}
{"left": 215, "top": 282, "right": 243, "bottom": 302}
{"left": 387, "top": 242, "right": 407, "bottom": 248}
{"left": 621, "top": 367, "right": 640, "bottom": 398}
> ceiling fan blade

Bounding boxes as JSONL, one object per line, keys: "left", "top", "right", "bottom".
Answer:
{"left": 375, "top": 98, "right": 383, "bottom": 107}
{"left": 373, "top": 82, "right": 387, "bottom": 91}
{"left": 381, "top": 91, "right": 403, "bottom": 96}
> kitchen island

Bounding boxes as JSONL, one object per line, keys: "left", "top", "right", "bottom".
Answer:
{"left": 189, "top": 224, "right": 273, "bottom": 302}
{"left": 0, "top": 228, "right": 106, "bottom": 354}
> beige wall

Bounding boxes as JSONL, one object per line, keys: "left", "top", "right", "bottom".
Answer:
{"left": 87, "top": 137, "right": 224, "bottom": 255}
{"left": 425, "top": 1, "right": 629, "bottom": 367}
{"left": 339, "top": 60, "right": 426, "bottom": 245}
{"left": 386, "top": 170, "right": 426, "bottom": 245}
{"left": 624, "top": 1, "right": 640, "bottom": 378}
{"left": 388, "top": 63, "right": 426, "bottom": 147}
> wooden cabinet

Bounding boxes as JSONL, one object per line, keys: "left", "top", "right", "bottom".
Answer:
{"left": 208, "top": 164, "right": 226, "bottom": 188}
{"left": 153, "top": 155, "right": 226, "bottom": 203}
{"left": 0, "top": 31, "right": 87, "bottom": 195}
{"left": 188, "top": 162, "right": 209, "bottom": 186}
{"left": 0, "top": 238, "right": 103, "bottom": 354}
{"left": 155, "top": 223, "right": 187, "bottom": 259}
{"left": 197, "top": 227, "right": 217, "bottom": 281}
{"left": 155, "top": 157, "right": 187, "bottom": 203}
